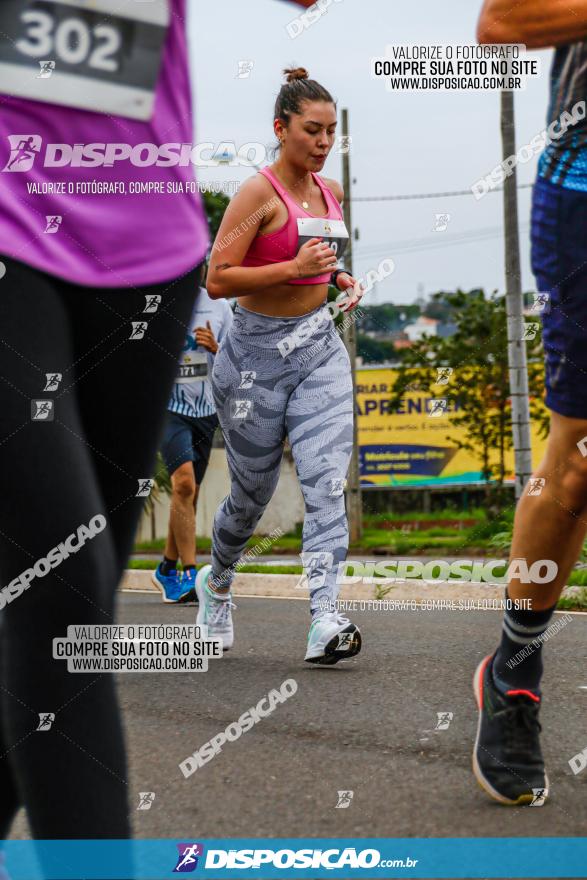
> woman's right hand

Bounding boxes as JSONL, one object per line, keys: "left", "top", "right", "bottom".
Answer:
{"left": 294, "top": 237, "right": 338, "bottom": 277}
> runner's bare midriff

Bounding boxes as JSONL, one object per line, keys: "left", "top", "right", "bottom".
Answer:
{"left": 237, "top": 282, "right": 329, "bottom": 317}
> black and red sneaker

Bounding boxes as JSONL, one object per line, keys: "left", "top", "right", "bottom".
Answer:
{"left": 472, "top": 654, "right": 549, "bottom": 805}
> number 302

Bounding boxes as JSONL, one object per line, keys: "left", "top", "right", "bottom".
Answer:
{"left": 16, "top": 10, "right": 121, "bottom": 72}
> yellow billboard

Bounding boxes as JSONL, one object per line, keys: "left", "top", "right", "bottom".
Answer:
{"left": 356, "top": 368, "right": 548, "bottom": 487}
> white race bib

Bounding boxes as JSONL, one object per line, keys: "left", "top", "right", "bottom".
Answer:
{"left": 177, "top": 350, "right": 208, "bottom": 384}
{"left": 0, "top": 0, "right": 170, "bottom": 120}
{"left": 297, "top": 217, "right": 349, "bottom": 263}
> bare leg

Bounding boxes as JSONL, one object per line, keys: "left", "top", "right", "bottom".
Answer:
{"left": 165, "top": 518, "right": 178, "bottom": 562}
{"left": 164, "top": 461, "right": 197, "bottom": 568}
{"left": 508, "top": 411, "right": 587, "bottom": 608}
{"left": 193, "top": 484, "right": 199, "bottom": 564}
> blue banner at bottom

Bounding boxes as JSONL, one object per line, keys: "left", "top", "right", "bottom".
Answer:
{"left": 2, "top": 838, "right": 586, "bottom": 879}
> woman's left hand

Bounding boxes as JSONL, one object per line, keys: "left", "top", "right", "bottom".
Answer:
{"left": 334, "top": 273, "right": 365, "bottom": 313}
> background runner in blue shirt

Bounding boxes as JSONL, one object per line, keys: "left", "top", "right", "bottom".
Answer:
{"left": 474, "top": 0, "right": 587, "bottom": 809}
{"left": 153, "top": 281, "right": 233, "bottom": 602}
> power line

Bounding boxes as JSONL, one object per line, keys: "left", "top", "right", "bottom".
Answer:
{"left": 349, "top": 222, "right": 530, "bottom": 261}
{"left": 350, "top": 183, "right": 534, "bottom": 202}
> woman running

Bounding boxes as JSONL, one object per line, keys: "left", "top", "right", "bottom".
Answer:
{"left": 196, "top": 67, "right": 364, "bottom": 664}
{"left": 0, "top": 0, "right": 208, "bottom": 840}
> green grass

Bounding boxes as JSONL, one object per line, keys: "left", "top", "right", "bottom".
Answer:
{"left": 568, "top": 569, "right": 587, "bottom": 587}
{"left": 132, "top": 510, "right": 521, "bottom": 559}
{"left": 556, "top": 588, "right": 587, "bottom": 611}
{"left": 364, "top": 508, "right": 487, "bottom": 524}
{"left": 353, "top": 531, "right": 483, "bottom": 555}
{"left": 134, "top": 534, "right": 301, "bottom": 554}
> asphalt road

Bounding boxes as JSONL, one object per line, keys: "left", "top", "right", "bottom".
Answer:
{"left": 9, "top": 593, "right": 587, "bottom": 843}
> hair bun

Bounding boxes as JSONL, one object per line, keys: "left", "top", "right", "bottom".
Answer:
{"left": 284, "top": 67, "right": 309, "bottom": 83}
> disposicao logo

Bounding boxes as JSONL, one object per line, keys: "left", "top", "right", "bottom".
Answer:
{"left": 3, "top": 135, "right": 42, "bottom": 172}
{"left": 173, "top": 843, "right": 204, "bottom": 873}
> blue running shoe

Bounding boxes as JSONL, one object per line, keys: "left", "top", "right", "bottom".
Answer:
{"left": 152, "top": 563, "right": 193, "bottom": 604}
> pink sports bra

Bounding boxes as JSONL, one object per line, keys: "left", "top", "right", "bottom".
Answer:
{"left": 241, "top": 166, "right": 349, "bottom": 285}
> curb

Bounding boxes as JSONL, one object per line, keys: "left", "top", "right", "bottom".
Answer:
{"left": 122, "top": 570, "right": 517, "bottom": 602}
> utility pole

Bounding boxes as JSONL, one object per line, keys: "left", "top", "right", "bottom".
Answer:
{"left": 501, "top": 90, "right": 533, "bottom": 498}
{"left": 341, "top": 108, "right": 363, "bottom": 541}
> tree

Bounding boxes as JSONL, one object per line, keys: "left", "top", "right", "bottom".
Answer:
{"left": 202, "top": 190, "right": 230, "bottom": 242}
{"left": 357, "top": 333, "right": 397, "bottom": 363}
{"left": 388, "top": 288, "right": 549, "bottom": 496}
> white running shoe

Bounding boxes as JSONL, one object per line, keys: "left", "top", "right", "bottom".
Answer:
{"left": 195, "top": 564, "right": 235, "bottom": 651}
{"left": 304, "top": 611, "right": 362, "bottom": 665}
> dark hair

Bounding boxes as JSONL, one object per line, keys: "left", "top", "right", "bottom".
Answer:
{"left": 274, "top": 67, "right": 336, "bottom": 129}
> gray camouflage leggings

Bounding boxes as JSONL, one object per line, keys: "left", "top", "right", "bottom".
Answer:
{"left": 209, "top": 301, "right": 354, "bottom": 616}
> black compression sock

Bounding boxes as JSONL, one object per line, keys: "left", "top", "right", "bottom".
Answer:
{"left": 492, "top": 589, "right": 557, "bottom": 695}
{"left": 160, "top": 556, "right": 178, "bottom": 576}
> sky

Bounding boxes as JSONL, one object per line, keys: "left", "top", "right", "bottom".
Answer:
{"left": 188, "top": 0, "right": 552, "bottom": 306}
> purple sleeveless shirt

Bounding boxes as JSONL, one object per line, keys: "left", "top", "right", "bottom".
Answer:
{"left": 0, "top": 0, "right": 210, "bottom": 288}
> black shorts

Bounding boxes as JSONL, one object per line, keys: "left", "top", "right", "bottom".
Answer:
{"left": 531, "top": 177, "right": 587, "bottom": 418}
{"left": 161, "top": 411, "right": 218, "bottom": 482}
